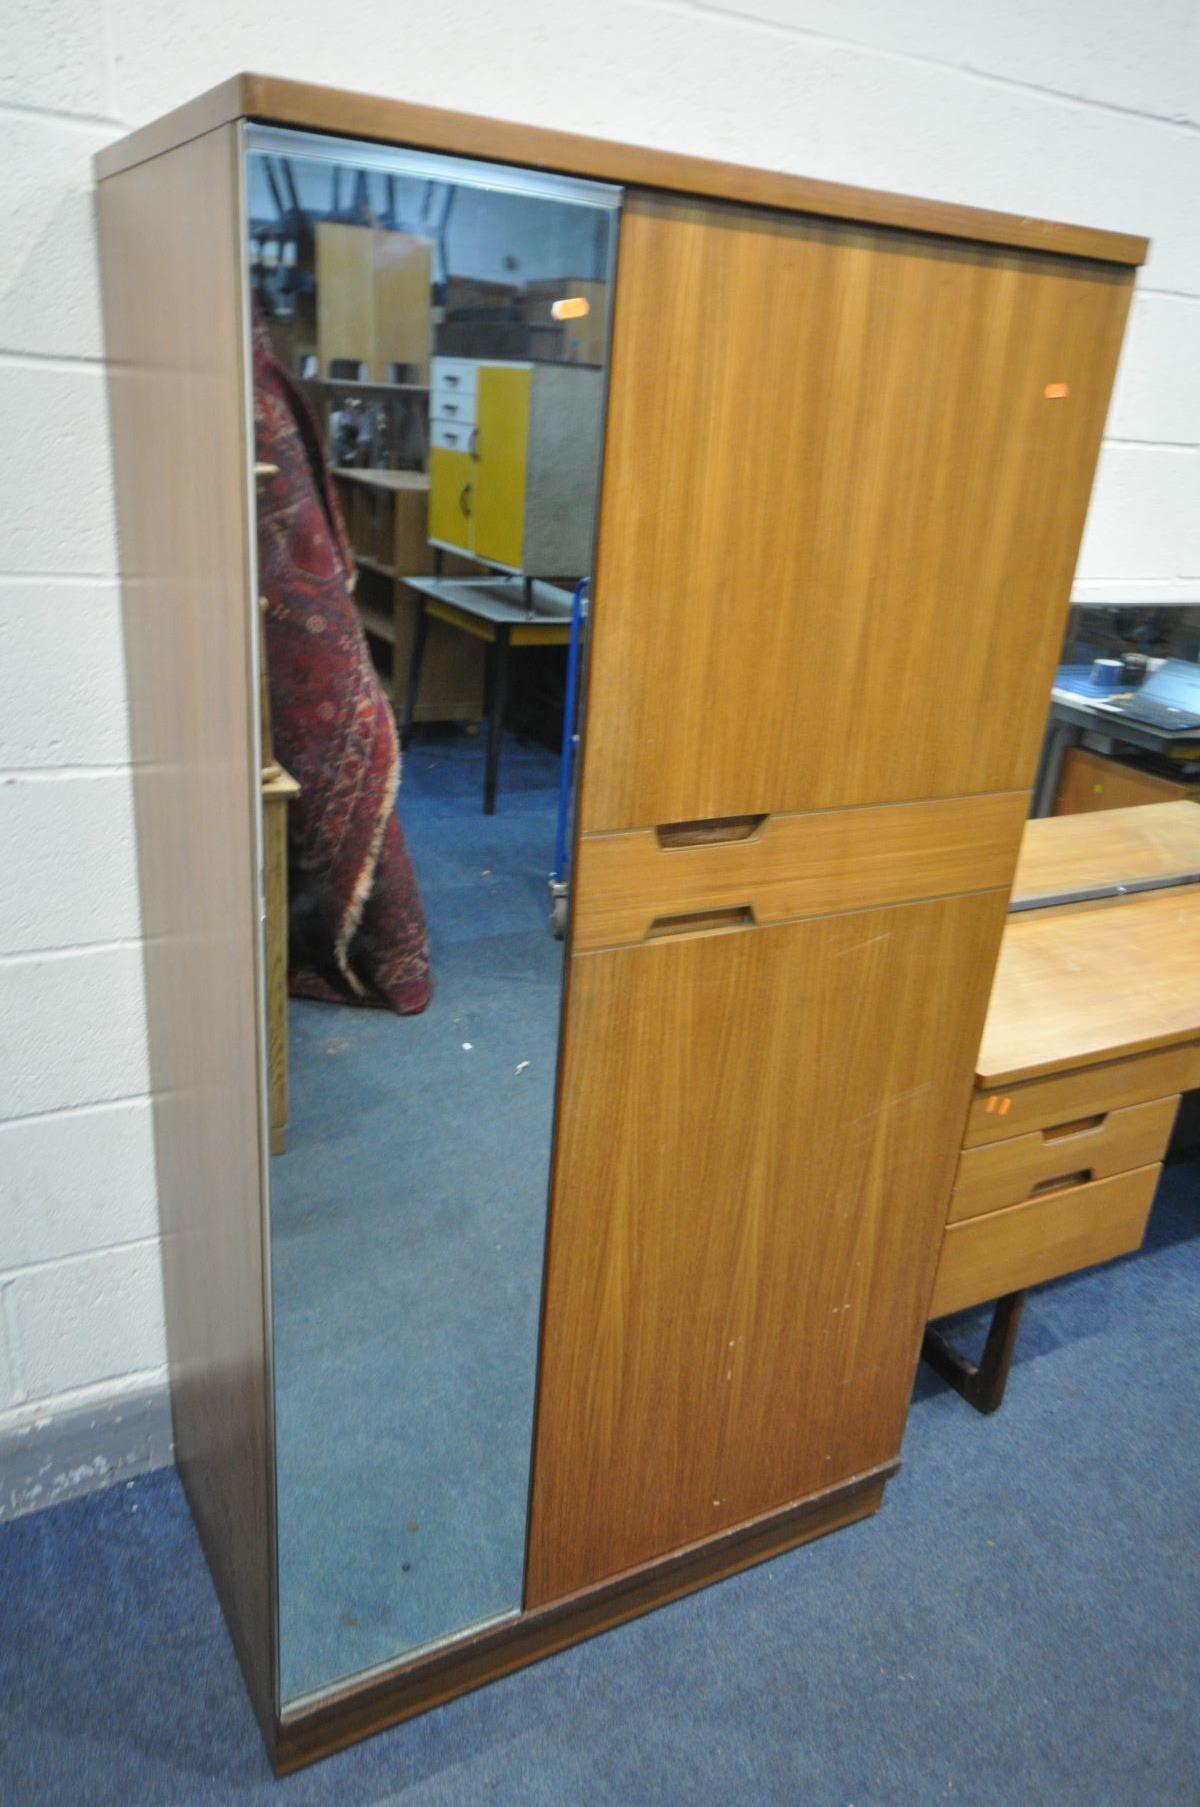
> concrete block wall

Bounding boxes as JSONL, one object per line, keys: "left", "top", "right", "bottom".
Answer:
{"left": 0, "top": 0, "right": 1196, "bottom": 1514}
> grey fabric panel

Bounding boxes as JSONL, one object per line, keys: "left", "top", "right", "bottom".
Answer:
{"left": 522, "top": 365, "right": 605, "bottom": 577}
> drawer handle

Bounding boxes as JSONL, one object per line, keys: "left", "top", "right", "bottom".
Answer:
{"left": 645, "top": 905, "right": 755, "bottom": 940}
{"left": 442, "top": 401, "right": 460, "bottom": 414}
{"left": 656, "top": 814, "right": 767, "bottom": 849}
{"left": 1042, "top": 1114, "right": 1107, "bottom": 1142}
{"left": 444, "top": 373, "right": 461, "bottom": 385}
{"left": 1029, "top": 1169, "right": 1093, "bottom": 1197}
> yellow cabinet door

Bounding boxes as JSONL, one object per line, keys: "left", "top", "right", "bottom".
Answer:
{"left": 473, "top": 366, "right": 531, "bottom": 570}
{"left": 428, "top": 445, "right": 475, "bottom": 554}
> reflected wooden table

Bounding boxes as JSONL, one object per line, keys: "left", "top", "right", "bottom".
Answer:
{"left": 331, "top": 468, "right": 486, "bottom": 727}
{"left": 397, "top": 575, "right": 573, "bottom": 813}
{"left": 1035, "top": 684, "right": 1200, "bottom": 816}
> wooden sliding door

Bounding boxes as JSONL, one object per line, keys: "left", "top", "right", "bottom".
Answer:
{"left": 527, "top": 191, "right": 1133, "bottom": 1606}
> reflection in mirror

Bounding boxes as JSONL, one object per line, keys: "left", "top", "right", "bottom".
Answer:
{"left": 247, "top": 127, "right": 619, "bottom": 1704}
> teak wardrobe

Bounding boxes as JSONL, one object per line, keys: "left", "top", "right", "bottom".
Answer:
{"left": 95, "top": 74, "right": 1144, "bottom": 1771}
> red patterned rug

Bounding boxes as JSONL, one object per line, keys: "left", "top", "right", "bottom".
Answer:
{"left": 254, "top": 328, "right": 432, "bottom": 1014}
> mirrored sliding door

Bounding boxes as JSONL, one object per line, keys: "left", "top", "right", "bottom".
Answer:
{"left": 246, "top": 124, "right": 618, "bottom": 1704}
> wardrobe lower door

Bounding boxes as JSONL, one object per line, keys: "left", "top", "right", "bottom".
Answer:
{"left": 526, "top": 888, "right": 1007, "bottom": 1606}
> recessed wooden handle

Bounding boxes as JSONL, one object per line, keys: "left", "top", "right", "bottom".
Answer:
{"left": 656, "top": 815, "right": 767, "bottom": 849}
{"left": 1042, "top": 1114, "right": 1106, "bottom": 1142}
{"left": 645, "top": 905, "right": 756, "bottom": 940}
{"left": 1029, "top": 1169, "right": 1093, "bottom": 1197}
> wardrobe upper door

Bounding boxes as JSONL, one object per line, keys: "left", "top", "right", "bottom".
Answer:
{"left": 579, "top": 192, "right": 1133, "bottom": 834}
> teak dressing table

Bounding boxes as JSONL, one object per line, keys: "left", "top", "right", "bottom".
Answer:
{"left": 926, "top": 801, "right": 1200, "bottom": 1411}
{"left": 95, "top": 74, "right": 1145, "bottom": 1770}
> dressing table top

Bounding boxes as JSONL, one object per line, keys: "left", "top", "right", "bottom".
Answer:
{"left": 981, "top": 803, "right": 1200, "bottom": 1086}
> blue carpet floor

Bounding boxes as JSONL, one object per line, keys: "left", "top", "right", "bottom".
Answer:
{"left": 1, "top": 1157, "right": 1197, "bottom": 1804}
{"left": 272, "top": 730, "right": 565, "bottom": 1701}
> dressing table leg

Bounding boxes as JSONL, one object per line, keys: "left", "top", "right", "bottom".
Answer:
{"left": 921, "top": 1289, "right": 1027, "bottom": 1414}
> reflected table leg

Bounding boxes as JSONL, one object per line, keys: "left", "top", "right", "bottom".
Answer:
{"left": 483, "top": 624, "right": 511, "bottom": 815}
{"left": 1032, "top": 718, "right": 1080, "bottom": 818}
{"left": 400, "top": 594, "right": 431, "bottom": 752}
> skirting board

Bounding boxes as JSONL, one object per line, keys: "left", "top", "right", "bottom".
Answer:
{"left": 0, "top": 1381, "right": 173, "bottom": 1522}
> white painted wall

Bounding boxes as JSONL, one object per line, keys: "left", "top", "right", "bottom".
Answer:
{"left": 1, "top": 0, "right": 1197, "bottom": 1495}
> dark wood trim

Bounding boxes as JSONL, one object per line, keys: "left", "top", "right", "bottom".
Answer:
{"left": 272, "top": 1461, "right": 896, "bottom": 1773}
{"left": 923, "top": 1291, "right": 1027, "bottom": 1413}
{"left": 94, "top": 73, "right": 1147, "bottom": 267}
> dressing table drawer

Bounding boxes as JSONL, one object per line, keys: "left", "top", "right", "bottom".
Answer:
{"left": 930, "top": 1164, "right": 1159, "bottom": 1319}
{"left": 964, "top": 1041, "right": 1200, "bottom": 1147}
{"left": 949, "top": 1094, "right": 1179, "bottom": 1223}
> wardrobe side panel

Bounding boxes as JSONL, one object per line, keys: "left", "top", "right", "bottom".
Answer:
{"left": 97, "top": 126, "right": 275, "bottom": 1739}
{"left": 527, "top": 889, "right": 1007, "bottom": 1604}
{"left": 578, "top": 192, "right": 1133, "bottom": 833}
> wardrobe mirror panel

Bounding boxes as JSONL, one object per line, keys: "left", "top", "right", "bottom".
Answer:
{"left": 247, "top": 126, "right": 618, "bottom": 1705}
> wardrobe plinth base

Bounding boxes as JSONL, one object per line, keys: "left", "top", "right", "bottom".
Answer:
{"left": 271, "top": 1460, "right": 897, "bottom": 1773}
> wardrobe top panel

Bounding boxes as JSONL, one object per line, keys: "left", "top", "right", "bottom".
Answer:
{"left": 94, "top": 72, "right": 1147, "bottom": 269}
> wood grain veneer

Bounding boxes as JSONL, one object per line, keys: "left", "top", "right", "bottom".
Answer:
{"left": 978, "top": 887, "right": 1200, "bottom": 1086}
{"left": 949, "top": 1095, "right": 1179, "bottom": 1221}
{"left": 1013, "top": 800, "right": 1200, "bottom": 904}
{"left": 93, "top": 83, "right": 1146, "bottom": 1767}
{"left": 572, "top": 791, "right": 1026, "bottom": 950}
{"left": 930, "top": 1164, "right": 1159, "bottom": 1318}
{"left": 94, "top": 75, "right": 1147, "bottom": 268}
{"left": 527, "top": 889, "right": 1007, "bottom": 1605}
{"left": 97, "top": 125, "right": 276, "bottom": 1745}
{"left": 965, "top": 1043, "right": 1200, "bottom": 1146}
{"left": 577, "top": 191, "right": 1133, "bottom": 833}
